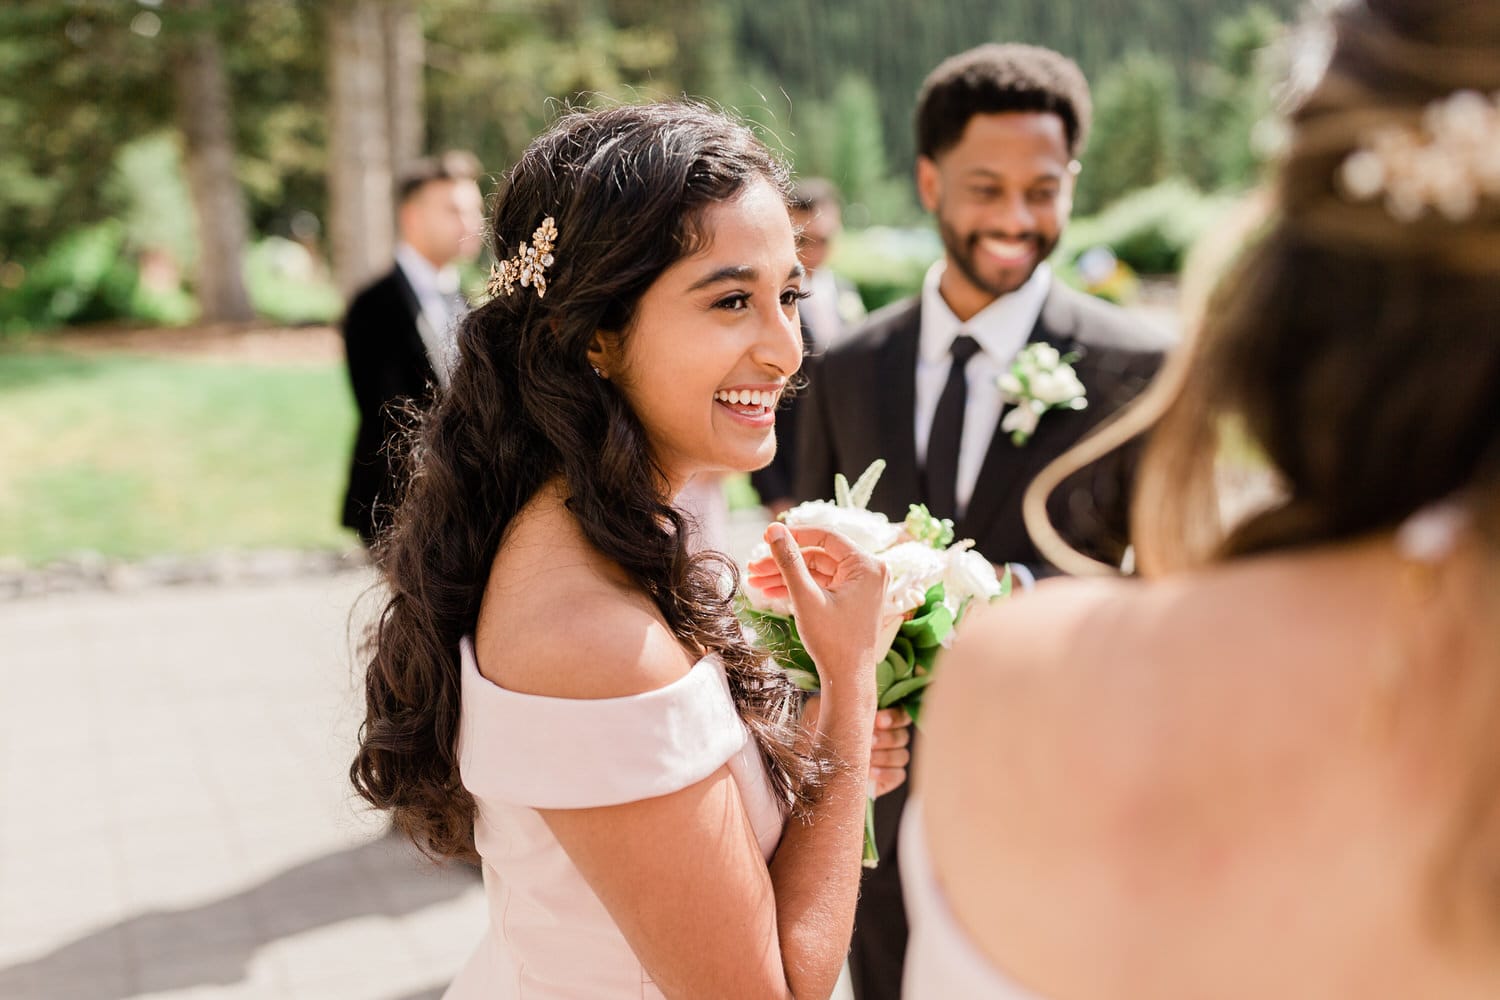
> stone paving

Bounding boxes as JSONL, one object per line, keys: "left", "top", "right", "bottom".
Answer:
{"left": 0, "top": 569, "right": 484, "bottom": 1000}
{"left": 0, "top": 514, "right": 856, "bottom": 1000}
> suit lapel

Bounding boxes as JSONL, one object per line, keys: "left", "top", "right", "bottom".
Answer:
{"left": 957, "top": 285, "right": 1084, "bottom": 542}
{"left": 390, "top": 265, "right": 440, "bottom": 383}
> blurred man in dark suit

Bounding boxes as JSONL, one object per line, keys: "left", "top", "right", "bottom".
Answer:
{"left": 341, "top": 152, "right": 484, "bottom": 547}
{"left": 796, "top": 45, "right": 1171, "bottom": 1000}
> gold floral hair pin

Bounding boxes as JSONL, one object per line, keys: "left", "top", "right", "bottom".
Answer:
{"left": 487, "top": 216, "right": 559, "bottom": 299}
{"left": 1338, "top": 90, "right": 1500, "bottom": 223}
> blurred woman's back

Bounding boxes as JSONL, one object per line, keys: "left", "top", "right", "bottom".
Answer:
{"left": 907, "top": 1, "right": 1500, "bottom": 996}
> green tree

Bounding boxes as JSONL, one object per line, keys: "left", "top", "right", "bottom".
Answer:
{"left": 1075, "top": 51, "right": 1180, "bottom": 215}
{"left": 1182, "top": 5, "right": 1285, "bottom": 191}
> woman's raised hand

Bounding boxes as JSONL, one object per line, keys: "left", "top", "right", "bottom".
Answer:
{"left": 762, "top": 522, "right": 887, "bottom": 703}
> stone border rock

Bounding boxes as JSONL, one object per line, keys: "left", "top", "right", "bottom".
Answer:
{"left": 0, "top": 547, "right": 371, "bottom": 602}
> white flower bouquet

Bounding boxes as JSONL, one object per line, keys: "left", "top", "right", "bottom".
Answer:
{"left": 740, "top": 460, "right": 1010, "bottom": 866}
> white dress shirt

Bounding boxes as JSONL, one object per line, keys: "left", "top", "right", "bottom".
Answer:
{"left": 394, "top": 242, "right": 464, "bottom": 387}
{"left": 914, "top": 260, "right": 1052, "bottom": 518}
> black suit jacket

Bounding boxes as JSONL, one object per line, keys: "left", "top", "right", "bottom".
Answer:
{"left": 340, "top": 266, "right": 439, "bottom": 545}
{"left": 751, "top": 273, "right": 866, "bottom": 507}
{"left": 796, "top": 280, "right": 1170, "bottom": 570}
{"left": 798, "top": 279, "right": 1170, "bottom": 1000}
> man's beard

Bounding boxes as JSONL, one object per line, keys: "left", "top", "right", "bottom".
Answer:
{"left": 937, "top": 216, "right": 1058, "bottom": 299}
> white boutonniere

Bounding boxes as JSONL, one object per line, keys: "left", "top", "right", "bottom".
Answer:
{"left": 996, "top": 343, "right": 1088, "bottom": 446}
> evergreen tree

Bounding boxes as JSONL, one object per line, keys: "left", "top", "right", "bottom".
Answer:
{"left": 1076, "top": 52, "right": 1180, "bottom": 215}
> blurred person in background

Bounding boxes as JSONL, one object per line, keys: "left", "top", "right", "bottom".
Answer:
{"left": 908, "top": 1, "right": 1500, "bottom": 996}
{"left": 341, "top": 150, "right": 484, "bottom": 547}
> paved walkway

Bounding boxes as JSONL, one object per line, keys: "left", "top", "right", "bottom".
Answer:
{"left": 0, "top": 529, "right": 857, "bottom": 1000}
{"left": 0, "top": 570, "right": 483, "bottom": 1000}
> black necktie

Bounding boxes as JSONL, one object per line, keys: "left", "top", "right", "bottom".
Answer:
{"left": 924, "top": 334, "right": 981, "bottom": 523}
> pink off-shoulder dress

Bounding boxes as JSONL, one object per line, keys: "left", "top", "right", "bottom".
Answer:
{"left": 444, "top": 636, "right": 786, "bottom": 999}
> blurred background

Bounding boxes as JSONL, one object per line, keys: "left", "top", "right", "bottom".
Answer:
{"left": 0, "top": 2, "right": 1289, "bottom": 998}
{"left": 0, "top": 0, "right": 1292, "bottom": 570}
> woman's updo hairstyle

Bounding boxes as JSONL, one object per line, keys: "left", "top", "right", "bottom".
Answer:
{"left": 1025, "top": 0, "right": 1500, "bottom": 578}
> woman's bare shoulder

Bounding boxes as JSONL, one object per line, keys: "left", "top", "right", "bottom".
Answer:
{"left": 474, "top": 549, "right": 697, "bottom": 701}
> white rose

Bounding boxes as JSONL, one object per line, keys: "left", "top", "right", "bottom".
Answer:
{"left": 943, "top": 545, "right": 1002, "bottom": 614}
{"left": 1030, "top": 344, "right": 1061, "bottom": 369}
{"left": 877, "top": 540, "right": 949, "bottom": 614}
{"left": 1033, "top": 367, "right": 1086, "bottom": 406}
{"left": 1029, "top": 370, "right": 1062, "bottom": 403}
{"left": 1001, "top": 401, "right": 1043, "bottom": 438}
{"left": 782, "top": 499, "right": 904, "bottom": 553}
{"left": 996, "top": 371, "right": 1024, "bottom": 398}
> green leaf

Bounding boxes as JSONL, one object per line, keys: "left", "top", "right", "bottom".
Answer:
{"left": 784, "top": 667, "right": 822, "bottom": 693}
{"left": 997, "top": 564, "right": 1013, "bottom": 599}
{"left": 879, "top": 673, "right": 934, "bottom": 708}
{"left": 875, "top": 651, "right": 896, "bottom": 692}
{"left": 921, "top": 583, "right": 946, "bottom": 611}
{"left": 787, "top": 646, "right": 817, "bottom": 674}
{"left": 834, "top": 472, "right": 852, "bottom": 507}
{"left": 907, "top": 696, "right": 926, "bottom": 730}
{"left": 901, "top": 601, "right": 955, "bottom": 647}
{"left": 849, "top": 459, "right": 886, "bottom": 510}
{"left": 891, "top": 635, "right": 915, "bottom": 674}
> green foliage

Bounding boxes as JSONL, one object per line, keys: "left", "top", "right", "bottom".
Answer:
{"left": 1075, "top": 52, "right": 1180, "bottom": 215}
{"left": 0, "top": 351, "right": 357, "bottom": 564}
{"left": 0, "top": 4, "right": 174, "bottom": 262}
{"left": 723, "top": 0, "right": 1300, "bottom": 197}
{"left": 827, "top": 226, "right": 940, "bottom": 310}
{"left": 244, "top": 238, "right": 342, "bottom": 326}
{"left": 0, "top": 0, "right": 1295, "bottom": 332}
{"left": 0, "top": 222, "right": 195, "bottom": 337}
{"left": 787, "top": 76, "right": 918, "bottom": 224}
{"left": 105, "top": 131, "right": 198, "bottom": 270}
{"left": 1181, "top": 5, "right": 1285, "bottom": 191}
{"left": 1060, "top": 178, "right": 1236, "bottom": 275}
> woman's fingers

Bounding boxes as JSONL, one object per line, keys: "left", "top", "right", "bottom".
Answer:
{"left": 764, "top": 523, "right": 823, "bottom": 615}
{"left": 871, "top": 746, "right": 910, "bottom": 770}
{"left": 748, "top": 548, "right": 838, "bottom": 585}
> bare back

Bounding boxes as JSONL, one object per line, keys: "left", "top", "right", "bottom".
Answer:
{"left": 917, "top": 535, "right": 1500, "bottom": 998}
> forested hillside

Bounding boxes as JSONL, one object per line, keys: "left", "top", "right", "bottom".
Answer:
{"left": 724, "top": 0, "right": 1298, "bottom": 175}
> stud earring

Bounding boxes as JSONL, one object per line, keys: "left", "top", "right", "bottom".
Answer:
{"left": 591, "top": 364, "right": 606, "bottom": 379}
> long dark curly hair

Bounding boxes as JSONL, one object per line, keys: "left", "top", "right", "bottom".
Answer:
{"left": 350, "top": 102, "right": 819, "bottom": 862}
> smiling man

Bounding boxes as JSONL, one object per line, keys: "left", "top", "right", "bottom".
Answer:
{"left": 794, "top": 44, "right": 1172, "bottom": 1000}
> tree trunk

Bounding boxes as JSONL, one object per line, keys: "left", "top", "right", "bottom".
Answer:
{"left": 327, "top": 0, "right": 395, "bottom": 299}
{"left": 382, "top": 0, "right": 425, "bottom": 175}
{"left": 171, "top": 3, "right": 254, "bottom": 323}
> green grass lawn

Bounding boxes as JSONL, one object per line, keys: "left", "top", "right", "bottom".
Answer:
{"left": 0, "top": 350, "right": 360, "bottom": 564}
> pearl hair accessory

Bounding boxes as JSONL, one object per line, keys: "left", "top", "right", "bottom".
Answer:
{"left": 1394, "top": 499, "right": 1470, "bottom": 564}
{"left": 487, "top": 217, "right": 559, "bottom": 300}
{"left": 1338, "top": 90, "right": 1500, "bottom": 223}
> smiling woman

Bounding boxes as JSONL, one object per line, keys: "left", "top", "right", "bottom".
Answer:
{"left": 590, "top": 178, "right": 806, "bottom": 487}
{"left": 350, "top": 102, "right": 902, "bottom": 1000}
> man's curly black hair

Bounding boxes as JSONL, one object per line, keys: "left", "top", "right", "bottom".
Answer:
{"left": 915, "top": 43, "right": 1093, "bottom": 160}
